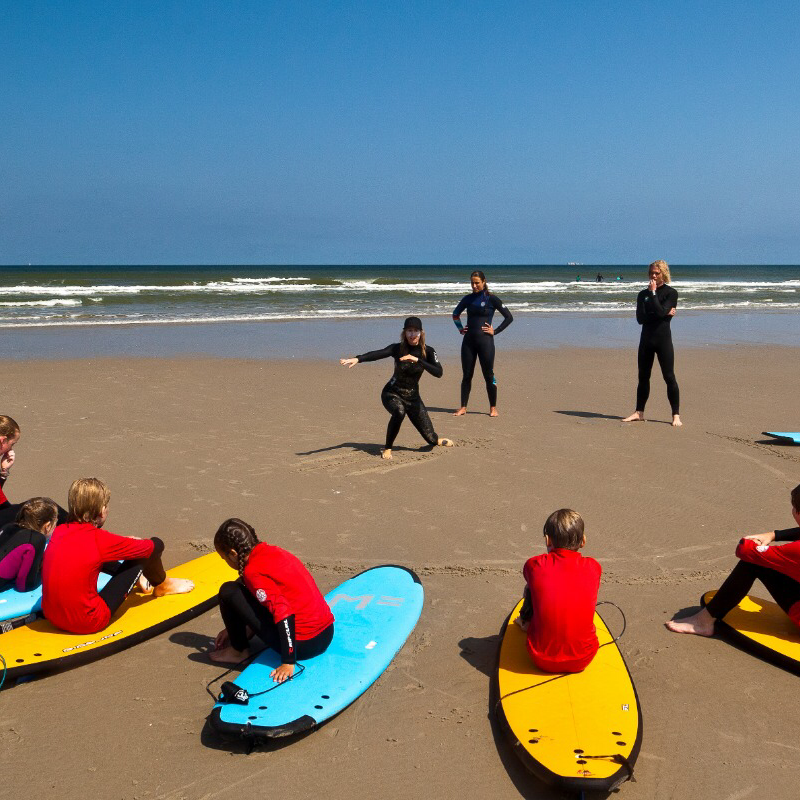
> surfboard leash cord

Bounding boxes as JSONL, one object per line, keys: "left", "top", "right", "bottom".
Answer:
{"left": 0, "top": 653, "right": 6, "bottom": 691}
{"left": 495, "top": 601, "right": 635, "bottom": 783}
{"left": 496, "top": 599, "right": 628, "bottom": 707}
{"left": 206, "top": 656, "right": 306, "bottom": 702}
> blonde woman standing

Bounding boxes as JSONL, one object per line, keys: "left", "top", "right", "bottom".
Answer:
{"left": 623, "top": 260, "right": 682, "bottom": 427}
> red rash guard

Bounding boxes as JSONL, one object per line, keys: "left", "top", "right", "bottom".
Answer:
{"left": 523, "top": 548, "right": 601, "bottom": 673}
{"left": 736, "top": 535, "right": 800, "bottom": 626}
{"left": 243, "top": 542, "right": 334, "bottom": 640}
{"left": 42, "top": 521, "right": 155, "bottom": 634}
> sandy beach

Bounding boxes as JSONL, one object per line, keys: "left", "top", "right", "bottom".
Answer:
{"left": 2, "top": 345, "right": 800, "bottom": 800}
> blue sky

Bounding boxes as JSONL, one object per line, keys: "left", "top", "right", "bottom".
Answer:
{"left": 2, "top": 1, "right": 799, "bottom": 264}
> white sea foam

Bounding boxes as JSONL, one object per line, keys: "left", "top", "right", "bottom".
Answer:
{"left": 0, "top": 299, "right": 81, "bottom": 307}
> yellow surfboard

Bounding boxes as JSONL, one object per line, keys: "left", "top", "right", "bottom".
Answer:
{"left": 0, "top": 552, "right": 235, "bottom": 683}
{"left": 702, "top": 590, "right": 800, "bottom": 674}
{"left": 494, "top": 600, "right": 641, "bottom": 794}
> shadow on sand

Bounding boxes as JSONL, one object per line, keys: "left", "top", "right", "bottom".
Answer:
{"left": 458, "top": 633, "right": 573, "bottom": 800}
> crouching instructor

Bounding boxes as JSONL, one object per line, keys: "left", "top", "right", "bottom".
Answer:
{"left": 340, "top": 316, "right": 454, "bottom": 460}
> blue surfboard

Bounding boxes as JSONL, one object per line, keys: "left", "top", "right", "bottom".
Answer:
{"left": 209, "top": 565, "right": 424, "bottom": 741}
{"left": 0, "top": 572, "right": 111, "bottom": 627}
{"left": 763, "top": 432, "right": 800, "bottom": 445}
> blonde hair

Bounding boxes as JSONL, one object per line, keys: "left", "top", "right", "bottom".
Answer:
{"left": 0, "top": 415, "right": 20, "bottom": 440}
{"left": 16, "top": 497, "right": 58, "bottom": 533}
{"left": 649, "top": 260, "right": 671, "bottom": 284}
{"left": 68, "top": 477, "right": 111, "bottom": 524}
{"left": 399, "top": 328, "right": 427, "bottom": 360}
{"left": 543, "top": 508, "right": 585, "bottom": 550}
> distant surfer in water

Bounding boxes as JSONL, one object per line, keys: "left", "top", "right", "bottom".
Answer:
{"left": 340, "top": 316, "right": 453, "bottom": 459}
{"left": 41, "top": 477, "right": 194, "bottom": 635}
{"left": 452, "top": 271, "right": 513, "bottom": 418}
{"left": 622, "top": 260, "right": 682, "bottom": 427}
{"left": 515, "top": 509, "right": 601, "bottom": 673}
{"left": 666, "top": 483, "right": 800, "bottom": 636}
{"left": 210, "top": 518, "right": 334, "bottom": 681}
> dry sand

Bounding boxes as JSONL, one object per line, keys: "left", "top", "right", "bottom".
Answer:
{"left": 2, "top": 346, "right": 800, "bottom": 800}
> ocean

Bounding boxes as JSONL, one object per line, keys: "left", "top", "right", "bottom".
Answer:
{"left": 1, "top": 264, "right": 799, "bottom": 328}
{"left": 1, "top": 264, "right": 797, "bottom": 359}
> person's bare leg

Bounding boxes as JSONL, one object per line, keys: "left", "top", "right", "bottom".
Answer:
{"left": 489, "top": 406, "right": 498, "bottom": 417}
{"left": 453, "top": 407, "right": 467, "bottom": 416}
{"left": 664, "top": 607, "right": 714, "bottom": 636}
{"left": 154, "top": 577, "right": 195, "bottom": 597}
{"left": 209, "top": 645, "right": 251, "bottom": 664}
{"left": 672, "top": 414, "right": 683, "bottom": 427}
{"left": 623, "top": 411, "right": 645, "bottom": 422}
{"left": 381, "top": 448, "right": 393, "bottom": 460}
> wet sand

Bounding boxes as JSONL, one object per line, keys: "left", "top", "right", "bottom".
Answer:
{"left": 2, "top": 346, "right": 800, "bottom": 799}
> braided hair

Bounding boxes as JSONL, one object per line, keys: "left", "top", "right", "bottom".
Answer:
{"left": 214, "top": 518, "right": 260, "bottom": 576}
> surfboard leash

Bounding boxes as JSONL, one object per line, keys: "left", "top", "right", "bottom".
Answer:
{"left": 596, "top": 601, "right": 627, "bottom": 641}
{"left": 0, "top": 653, "right": 6, "bottom": 691}
{"left": 496, "top": 601, "right": 628, "bottom": 709}
{"left": 206, "top": 658, "right": 306, "bottom": 703}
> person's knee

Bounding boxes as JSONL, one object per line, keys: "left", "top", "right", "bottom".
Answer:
{"left": 219, "top": 581, "right": 241, "bottom": 602}
{"left": 149, "top": 536, "right": 165, "bottom": 556}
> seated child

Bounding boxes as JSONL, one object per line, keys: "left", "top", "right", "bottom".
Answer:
{"left": 210, "top": 518, "right": 334, "bottom": 683}
{"left": 0, "top": 415, "right": 20, "bottom": 519}
{"left": 517, "top": 508, "right": 601, "bottom": 673}
{"left": 42, "top": 477, "right": 194, "bottom": 634}
{"left": 666, "top": 482, "right": 800, "bottom": 636}
{"left": 0, "top": 497, "right": 59, "bottom": 592}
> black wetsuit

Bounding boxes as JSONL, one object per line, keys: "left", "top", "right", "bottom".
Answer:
{"left": 0, "top": 523, "right": 47, "bottom": 592}
{"left": 452, "top": 291, "right": 513, "bottom": 407}
{"left": 706, "top": 528, "right": 800, "bottom": 619}
{"left": 356, "top": 342, "right": 443, "bottom": 449}
{"left": 634, "top": 284, "right": 680, "bottom": 414}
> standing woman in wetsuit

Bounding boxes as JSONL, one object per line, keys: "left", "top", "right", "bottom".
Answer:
{"left": 452, "top": 271, "right": 514, "bottom": 417}
{"left": 623, "top": 260, "right": 682, "bottom": 427}
{"left": 340, "top": 316, "right": 453, "bottom": 460}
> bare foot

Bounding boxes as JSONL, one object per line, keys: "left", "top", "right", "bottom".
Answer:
{"left": 672, "top": 414, "right": 683, "bottom": 427}
{"left": 136, "top": 575, "right": 153, "bottom": 594}
{"left": 381, "top": 448, "right": 393, "bottom": 460}
{"left": 489, "top": 407, "right": 498, "bottom": 417}
{"left": 622, "top": 411, "right": 645, "bottom": 422}
{"left": 154, "top": 577, "right": 195, "bottom": 597}
{"left": 209, "top": 645, "right": 250, "bottom": 664}
{"left": 438, "top": 438, "right": 454, "bottom": 447}
{"left": 514, "top": 615, "right": 529, "bottom": 632}
{"left": 453, "top": 407, "right": 467, "bottom": 416}
{"left": 664, "top": 608, "right": 715, "bottom": 637}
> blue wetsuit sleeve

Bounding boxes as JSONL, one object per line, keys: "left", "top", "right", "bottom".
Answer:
{"left": 418, "top": 345, "right": 443, "bottom": 378}
{"left": 774, "top": 527, "right": 800, "bottom": 542}
{"left": 490, "top": 295, "right": 513, "bottom": 335}
{"left": 356, "top": 344, "right": 397, "bottom": 363}
{"left": 452, "top": 296, "right": 469, "bottom": 330}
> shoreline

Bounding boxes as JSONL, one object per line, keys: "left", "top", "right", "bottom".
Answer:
{"left": 4, "top": 310, "right": 800, "bottom": 361}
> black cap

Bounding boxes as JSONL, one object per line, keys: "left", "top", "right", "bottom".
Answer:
{"left": 403, "top": 316, "right": 423, "bottom": 330}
